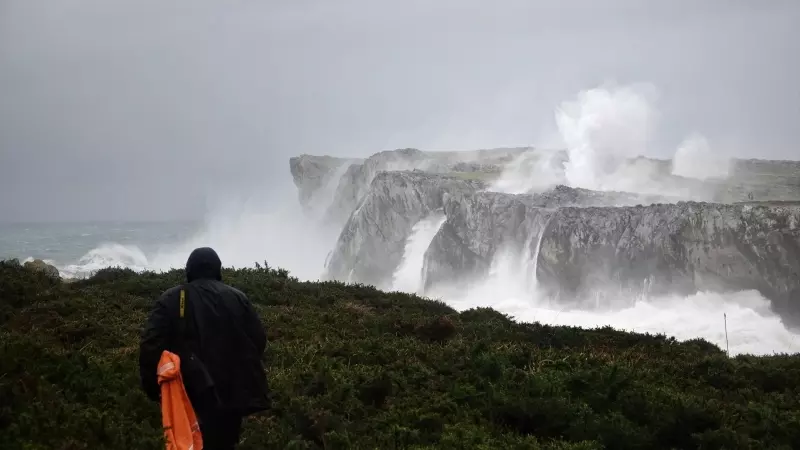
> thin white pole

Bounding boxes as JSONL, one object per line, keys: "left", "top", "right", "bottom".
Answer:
{"left": 724, "top": 313, "right": 729, "bottom": 356}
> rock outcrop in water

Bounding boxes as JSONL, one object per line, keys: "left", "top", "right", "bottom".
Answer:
{"left": 291, "top": 147, "right": 800, "bottom": 328}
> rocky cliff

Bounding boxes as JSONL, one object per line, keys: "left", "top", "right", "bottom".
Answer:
{"left": 534, "top": 201, "right": 800, "bottom": 325}
{"left": 290, "top": 147, "right": 529, "bottom": 226}
{"left": 289, "top": 154, "right": 360, "bottom": 216}
{"left": 324, "top": 170, "right": 488, "bottom": 288}
{"left": 421, "top": 185, "right": 684, "bottom": 291}
{"left": 422, "top": 187, "right": 800, "bottom": 325}
{"left": 291, "top": 147, "right": 800, "bottom": 328}
{"left": 324, "top": 149, "right": 432, "bottom": 226}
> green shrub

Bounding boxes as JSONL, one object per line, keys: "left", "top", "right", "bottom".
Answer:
{"left": 1, "top": 260, "right": 799, "bottom": 449}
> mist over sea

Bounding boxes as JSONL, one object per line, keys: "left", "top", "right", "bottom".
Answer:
{"left": 0, "top": 221, "right": 199, "bottom": 278}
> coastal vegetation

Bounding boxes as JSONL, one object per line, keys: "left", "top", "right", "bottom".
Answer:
{"left": 1, "top": 260, "right": 799, "bottom": 449}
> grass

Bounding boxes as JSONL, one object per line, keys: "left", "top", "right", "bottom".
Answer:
{"left": 1, "top": 260, "right": 800, "bottom": 449}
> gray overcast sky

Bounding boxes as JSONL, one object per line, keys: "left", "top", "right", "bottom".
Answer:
{"left": 1, "top": 0, "right": 798, "bottom": 222}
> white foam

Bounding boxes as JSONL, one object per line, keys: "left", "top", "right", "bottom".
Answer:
{"left": 59, "top": 243, "right": 149, "bottom": 278}
{"left": 432, "top": 246, "right": 799, "bottom": 356}
{"left": 542, "top": 83, "right": 727, "bottom": 199}
{"left": 391, "top": 212, "right": 447, "bottom": 294}
{"left": 557, "top": 83, "right": 658, "bottom": 192}
{"left": 56, "top": 186, "right": 341, "bottom": 281}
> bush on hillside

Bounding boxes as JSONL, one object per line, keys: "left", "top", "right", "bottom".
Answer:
{"left": 1, "top": 260, "right": 799, "bottom": 449}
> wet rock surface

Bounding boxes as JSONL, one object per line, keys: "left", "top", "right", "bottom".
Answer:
{"left": 292, "top": 147, "right": 800, "bottom": 327}
{"left": 324, "top": 171, "right": 487, "bottom": 288}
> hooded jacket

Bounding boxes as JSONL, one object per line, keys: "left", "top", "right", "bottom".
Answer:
{"left": 139, "top": 247, "right": 270, "bottom": 416}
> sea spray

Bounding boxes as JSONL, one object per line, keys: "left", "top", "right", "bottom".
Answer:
{"left": 528, "top": 210, "right": 554, "bottom": 295}
{"left": 306, "top": 160, "right": 354, "bottom": 222}
{"left": 391, "top": 212, "right": 447, "bottom": 294}
{"left": 490, "top": 149, "right": 567, "bottom": 194}
{"left": 556, "top": 83, "right": 658, "bottom": 192}
{"left": 60, "top": 243, "right": 149, "bottom": 278}
{"left": 671, "top": 133, "right": 732, "bottom": 180}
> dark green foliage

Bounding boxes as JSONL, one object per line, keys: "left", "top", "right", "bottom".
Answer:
{"left": 1, "top": 259, "right": 799, "bottom": 449}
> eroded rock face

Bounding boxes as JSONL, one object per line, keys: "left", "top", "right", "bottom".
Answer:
{"left": 291, "top": 147, "right": 535, "bottom": 227}
{"left": 422, "top": 191, "right": 545, "bottom": 291}
{"left": 421, "top": 185, "right": 668, "bottom": 291}
{"left": 422, "top": 188, "right": 800, "bottom": 327}
{"left": 290, "top": 147, "right": 800, "bottom": 327}
{"left": 324, "top": 149, "right": 432, "bottom": 226}
{"left": 289, "top": 154, "right": 358, "bottom": 215}
{"left": 535, "top": 202, "right": 800, "bottom": 322}
{"left": 324, "top": 171, "right": 487, "bottom": 288}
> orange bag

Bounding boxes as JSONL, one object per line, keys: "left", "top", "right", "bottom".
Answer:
{"left": 158, "top": 350, "right": 204, "bottom": 450}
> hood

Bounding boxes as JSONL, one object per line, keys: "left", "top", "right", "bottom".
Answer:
{"left": 185, "top": 247, "right": 222, "bottom": 282}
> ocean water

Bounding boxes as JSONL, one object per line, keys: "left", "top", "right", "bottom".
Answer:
{"left": 0, "top": 221, "right": 200, "bottom": 278}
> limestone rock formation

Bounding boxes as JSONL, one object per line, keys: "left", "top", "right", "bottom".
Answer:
{"left": 422, "top": 188, "right": 800, "bottom": 328}
{"left": 421, "top": 185, "right": 675, "bottom": 291}
{"left": 290, "top": 147, "right": 800, "bottom": 328}
{"left": 536, "top": 202, "right": 800, "bottom": 307}
{"left": 324, "top": 170, "right": 487, "bottom": 288}
{"left": 324, "top": 149, "right": 432, "bottom": 226}
{"left": 422, "top": 191, "right": 545, "bottom": 292}
{"left": 289, "top": 154, "right": 359, "bottom": 215}
{"left": 290, "top": 147, "right": 533, "bottom": 227}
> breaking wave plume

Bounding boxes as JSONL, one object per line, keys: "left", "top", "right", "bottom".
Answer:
{"left": 391, "top": 212, "right": 446, "bottom": 294}
{"left": 557, "top": 83, "right": 658, "bottom": 192}
{"left": 56, "top": 181, "right": 342, "bottom": 282}
{"left": 151, "top": 192, "right": 340, "bottom": 281}
{"left": 671, "top": 133, "right": 732, "bottom": 180}
{"left": 491, "top": 83, "right": 682, "bottom": 198}
{"left": 485, "top": 83, "right": 728, "bottom": 200}
{"left": 489, "top": 149, "right": 566, "bottom": 194}
{"left": 59, "top": 243, "right": 149, "bottom": 278}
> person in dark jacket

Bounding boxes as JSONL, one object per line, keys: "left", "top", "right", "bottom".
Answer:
{"left": 139, "top": 247, "right": 270, "bottom": 449}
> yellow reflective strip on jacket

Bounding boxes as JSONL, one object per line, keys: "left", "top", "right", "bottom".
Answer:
{"left": 179, "top": 289, "right": 185, "bottom": 318}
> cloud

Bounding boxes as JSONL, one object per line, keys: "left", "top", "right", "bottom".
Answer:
{"left": 1, "top": 0, "right": 798, "bottom": 221}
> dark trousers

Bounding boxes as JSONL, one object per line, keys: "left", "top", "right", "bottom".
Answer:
{"left": 198, "top": 411, "right": 243, "bottom": 450}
